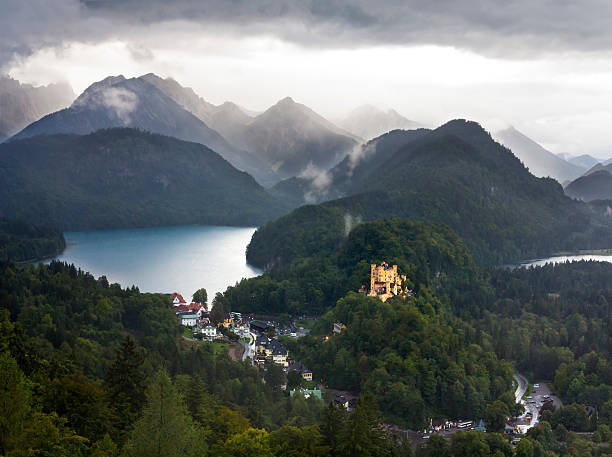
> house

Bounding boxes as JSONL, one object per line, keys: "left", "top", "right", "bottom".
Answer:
{"left": 221, "top": 314, "right": 233, "bottom": 329}
{"left": 202, "top": 324, "right": 217, "bottom": 340}
{"left": 255, "top": 335, "right": 271, "bottom": 354}
{"left": 288, "top": 362, "right": 313, "bottom": 381}
{"left": 474, "top": 419, "right": 486, "bottom": 432}
{"left": 366, "top": 263, "right": 411, "bottom": 302}
{"left": 170, "top": 292, "right": 187, "bottom": 307}
{"left": 231, "top": 322, "right": 250, "bottom": 338}
{"left": 333, "top": 322, "right": 346, "bottom": 334}
{"left": 250, "top": 320, "right": 272, "bottom": 335}
{"left": 178, "top": 313, "right": 197, "bottom": 327}
{"left": 334, "top": 394, "right": 349, "bottom": 409}
{"left": 290, "top": 388, "right": 322, "bottom": 400}
{"left": 269, "top": 340, "right": 288, "bottom": 367}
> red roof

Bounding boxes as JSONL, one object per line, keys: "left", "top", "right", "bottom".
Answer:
{"left": 175, "top": 304, "right": 190, "bottom": 314}
{"left": 170, "top": 292, "right": 186, "bottom": 304}
{"left": 187, "top": 302, "right": 205, "bottom": 311}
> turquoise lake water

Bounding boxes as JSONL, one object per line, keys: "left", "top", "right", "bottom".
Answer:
{"left": 48, "top": 225, "right": 262, "bottom": 302}
{"left": 515, "top": 254, "right": 612, "bottom": 268}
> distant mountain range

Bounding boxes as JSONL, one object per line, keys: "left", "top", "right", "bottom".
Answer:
{"left": 565, "top": 169, "right": 612, "bottom": 202}
{"left": 0, "top": 129, "right": 289, "bottom": 230}
{"left": 494, "top": 127, "right": 585, "bottom": 183}
{"left": 0, "top": 75, "right": 74, "bottom": 142}
{"left": 565, "top": 162, "right": 612, "bottom": 202}
{"left": 337, "top": 105, "right": 420, "bottom": 140}
{"left": 248, "top": 119, "right": 612, "bottom": 268}
{"left": 565, "top": 154, "right": 602, "bottom": 170}
{"left": 11, "top": 74, "right": 278, "bottom": 185}
{"left": 11, "top": 73, "right": 362, "bottom": 185}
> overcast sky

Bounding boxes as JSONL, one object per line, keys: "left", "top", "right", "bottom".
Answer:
{"left": 4, "top": 0, "right": 612, "bottom": 157}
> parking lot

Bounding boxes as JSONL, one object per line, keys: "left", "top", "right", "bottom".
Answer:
{"left": 516, "top": 382, "right": 563, "bottom": 431}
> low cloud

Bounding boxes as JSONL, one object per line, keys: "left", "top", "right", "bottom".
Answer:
{"left": 344, "top": 213, "right": 362, "bottom": 237}
{"left": 74, "top": 85, "right": 139, "bottom": 123}
{"left": 300, "top": 162, "right": 332, "bottom": 203}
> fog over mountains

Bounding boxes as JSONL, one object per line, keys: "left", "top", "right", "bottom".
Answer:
{"left": 4, "top": 71, "right": 611, "bottom": 198}
{"left": 337, "top": 105, "right": 420, "bottom": 141}
{"left": 494, "top": 127, "right": 586, "bottom": 183}
{"left": 0, "top": 75, "right": 74, "bottom": 142}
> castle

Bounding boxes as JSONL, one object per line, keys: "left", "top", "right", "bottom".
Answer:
{"left": 362, "top": 262, "right": 409, "bottom": 302}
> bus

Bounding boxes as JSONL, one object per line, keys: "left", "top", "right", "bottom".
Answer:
{"left": 458, "top": 421, "right": 473, "bottom": 429}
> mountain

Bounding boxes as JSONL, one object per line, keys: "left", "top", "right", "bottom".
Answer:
{"left": 248, "top": 120, "right": 612, "bottom": 268}
{"left": 0, "top": 75, "right": 74, "bottom": 142}
{"left": 495, "top": 127, "right": 585, "bottom": 182}
{"left": 337, "top": 104, "right": 420, "bottom": 140}
{"left": 567, "top": 154, "right": 602, "bottom": 170}
{"left": 565, "top": 168, "right": 612, "bottom": 202}
{"left": 0, "top": 128, "right": 288, "bottom": 230}
{"left": 270, "top": 128, "right": 430, "bottom": 205}
{"left": 11, "top": 75, "right": 275, "bottom": 184}
{"left": 232, "top": 97, "right": 359, "bottom": 180}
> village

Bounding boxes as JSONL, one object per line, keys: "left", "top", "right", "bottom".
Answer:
{"left": 169, "top": 263, "right": 562, "bottom": 447}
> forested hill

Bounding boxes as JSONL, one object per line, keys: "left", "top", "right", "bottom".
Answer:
{"left": 250, "top": 120, "right": 612, "bottom": 267}
{"left": 0, "top": 128, "right": 290, "bottom": 230}
{"left": 221, "top": 218, "right": 483, "bottom": 316}
{"left": 0, "top": 218, "right": 66, "bottom": 261}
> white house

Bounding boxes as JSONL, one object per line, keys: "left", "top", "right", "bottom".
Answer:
{"left": 179, "top": 313, "right": 197, "bottom": 327}
{"left": 202, "top": 324, "right": 217, "bottom": 340}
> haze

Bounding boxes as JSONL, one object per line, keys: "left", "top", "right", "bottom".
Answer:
{"left": 4, "top": 0, "right": 612, "bottom": 157}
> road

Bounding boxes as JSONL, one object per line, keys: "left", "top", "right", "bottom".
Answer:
{"left": 241, "top": 331, "right": 256, "bottom": 362}
{"left": 514, "top": 373, "right": 528, "bottom": 403}
{"left": 514, "top": 373, "right": 562, "bottom": 433}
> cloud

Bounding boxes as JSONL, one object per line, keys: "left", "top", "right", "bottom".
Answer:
{"left": 73, "top": 83, "right": 139, "bottom": 123}
{"left": 4, "top": 0, "right": 612, "bottom": 71}
{"left": 344, "top": 213, "right": 362, "bottom": 237}
{"left": 299, "top": 162, "right": 332, "bottom": 203}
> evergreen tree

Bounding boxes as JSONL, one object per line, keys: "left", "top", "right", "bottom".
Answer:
{"left": 0, "top": 352, "right": 30, "bottom": 455}
{"left": 122, "top": 370, "right": 206, "bottom": 457}
{"left": 105, "top": 337, "right": 146, "bottom": 433}
{"left": 337, "top": 394, "right": 392, "bottom": 457}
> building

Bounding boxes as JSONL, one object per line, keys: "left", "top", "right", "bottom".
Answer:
{"left": 221, "top": 314, "right": 233, "bottom": 329}
{"left": 202, "top": 324, "right": 217, "bottom": 340}
{"left": 333, "top": 322, "right": 346, "bottom": 334}
{"left": 290, "top": 388, "right": 322, "bottom": 400}
{"left": 250, "top": 320, "right": 273, "bottom": 335}
{"left": 231, "top": 322, "right": 250, "bottom": 338}
{"left": 178, "top": 313, "right": 197, "bottom": 327}
{"left": 270, "top": 340, "right": 289, "bottom": 367}
{"left": 288, "top": 362, "right": 313, "bottom": 381}
{"left": 170, "top": 292, "right": 187, "bottom": 307}
{"left": 367, "top": 263, "right": 410, "bottom": 302}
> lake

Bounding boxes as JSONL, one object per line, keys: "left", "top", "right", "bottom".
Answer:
{"left": 47, "top": 225, "right": 262, "bottom": 302}
{"left": 515, "top": 254, "right": 612, "bottom": 268}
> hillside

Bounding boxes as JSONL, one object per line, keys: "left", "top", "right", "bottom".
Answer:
{"left": 495, "top": 127, "right": 585, "bottom": 182}
{"left": 238, "top": 97, "right": 359, "bottom": 180}
{"left": 565, "top": 169, "right": 612, "bottom": 202}
{"left": 0, "top": 75, "right": 74, "bottom": 141}
{"left": 337, "top": 104, "right": 420, "bottom": 140}
{"left": 271, "top": 128, "right": 430, "bottom": 205}
{"left": 248, "top": 120, "right": 612, "bottom": 267}
{"left": 11, "top": 75, "right": 274, "bottom": 184}
{"left": 0, "top": 129, "right": 288, "bottom": 230}
{"left": 0, "top": 218, "right": 66, "bottom": 261}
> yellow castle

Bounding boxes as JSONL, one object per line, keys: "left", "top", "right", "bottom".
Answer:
{"left": 365, "top": 263, "right": 408, "bottom": 302}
